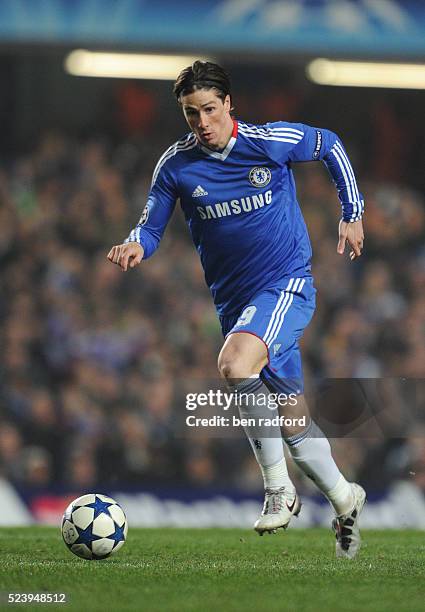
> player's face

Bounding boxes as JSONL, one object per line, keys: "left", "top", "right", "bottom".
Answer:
{"left": 181, "top": 89, "right": 233, "bottom": 151}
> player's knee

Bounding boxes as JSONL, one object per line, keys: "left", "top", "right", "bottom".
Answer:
{"left": 217, "top": 347, "right": 257, "bottom": 380}
{"left": 218, "top": 356, "right": 246, "bottom": 380}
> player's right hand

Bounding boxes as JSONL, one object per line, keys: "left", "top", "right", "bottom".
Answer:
{"left": 107, "top": 242, "right": 144, "bottom": 271}
{"left": 337, "top": 219, "right": 364, "bottom": 261}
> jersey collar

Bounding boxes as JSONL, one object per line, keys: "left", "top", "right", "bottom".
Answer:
{"left": 198, "top": 120, "right": 238, "bottom": 161}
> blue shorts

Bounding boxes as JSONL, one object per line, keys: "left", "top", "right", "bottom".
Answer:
{"left": 219, "top": 276, "right": 316, "bottom": 395}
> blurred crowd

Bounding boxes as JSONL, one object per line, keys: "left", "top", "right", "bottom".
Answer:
{"left": 0, "top": 125, "right": 424, "bottom": 498}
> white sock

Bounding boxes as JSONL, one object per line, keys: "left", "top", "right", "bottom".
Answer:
{"left": 326, "top": 475, "right": 354, "bottom": 516}
{"left": 285, "top": 420, "right": 353, "bottom": 514}
{"left": 234, "top": 376, "right": 295, "bottom": 494}
{"left": 261, "top": 457, "right": 295, "bottom": 494}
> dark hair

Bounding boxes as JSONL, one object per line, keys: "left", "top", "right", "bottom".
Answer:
{"left": 173, "top": 60, "right": 232, "bottom": 105}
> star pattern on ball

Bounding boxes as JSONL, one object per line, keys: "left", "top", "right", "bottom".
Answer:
{"left": 111, "top": 523, "right": 126, "bottom": 549}
{"left": 74, "top": 522, "right": 102, "bottom": 549}
{"left": 85, "top": 495, "right": 114, "bottom": 519}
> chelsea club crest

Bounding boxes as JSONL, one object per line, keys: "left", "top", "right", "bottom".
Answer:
{"left": 249, "top": 167, "right": 271, "bottom": 188}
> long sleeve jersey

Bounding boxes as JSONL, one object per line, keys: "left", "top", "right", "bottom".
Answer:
{"left": 125, "top": 120, "right": 364, "bottom": 316}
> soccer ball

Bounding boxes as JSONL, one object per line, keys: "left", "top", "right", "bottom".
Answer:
{"left": 61, "top": 493, "right": 128, "bottom": 560}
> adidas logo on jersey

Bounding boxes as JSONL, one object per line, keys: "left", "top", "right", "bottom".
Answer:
{"left": 192, "top": 185, "right": 208, "bottom": 197}
{"left": 273, "top": 343, "right": 281, "bottom": 356}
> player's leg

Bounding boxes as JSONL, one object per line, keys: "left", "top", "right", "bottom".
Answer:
{"left": 264, "top": 370, "right": 366, "bottom": 557}
{"left": 286, "top": 401, "right": 365, "bottom": 558}
{"left": 282, "top": 399, "right": 366, "bottom": 558}
{"left": 218, "top": 331, "right": 296, "bottom": 492}
{"left": 261, "top": 278, "right": 366, "bottom": 556}
{"left": 218, "top": 298, "right": 300, "bottom": 533}
{"left": 264, "top": 359, "right": 356, "bottom": 516}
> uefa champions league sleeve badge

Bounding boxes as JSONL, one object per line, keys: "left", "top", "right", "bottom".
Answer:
{"left": 138, "top": 205, "right": 149, "bottom": 225}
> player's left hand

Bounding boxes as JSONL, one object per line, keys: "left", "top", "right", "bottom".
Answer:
{"left": 337, "top": 219, "right": 364, "bottom": 261}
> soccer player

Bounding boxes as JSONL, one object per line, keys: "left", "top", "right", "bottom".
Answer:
{"left": 107, "top": 61, "right": 366, "bottom": 558}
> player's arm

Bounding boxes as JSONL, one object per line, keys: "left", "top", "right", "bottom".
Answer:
{"left": 322, "top": 138, "right": 364, "bottom": 261}
{"left": 107, "top": 162, "right": 178, "bottom": 271}
{"left": 267, "top": 121, "right": 364, "bottom": 260}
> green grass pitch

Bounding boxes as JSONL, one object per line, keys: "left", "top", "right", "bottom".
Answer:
{"left": 0, "top": 528, "right": 424, "bottom": 611}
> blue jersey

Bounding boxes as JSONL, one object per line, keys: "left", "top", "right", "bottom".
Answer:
{"left": 125, "top": 120, "right": 363, "bottom": 316}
